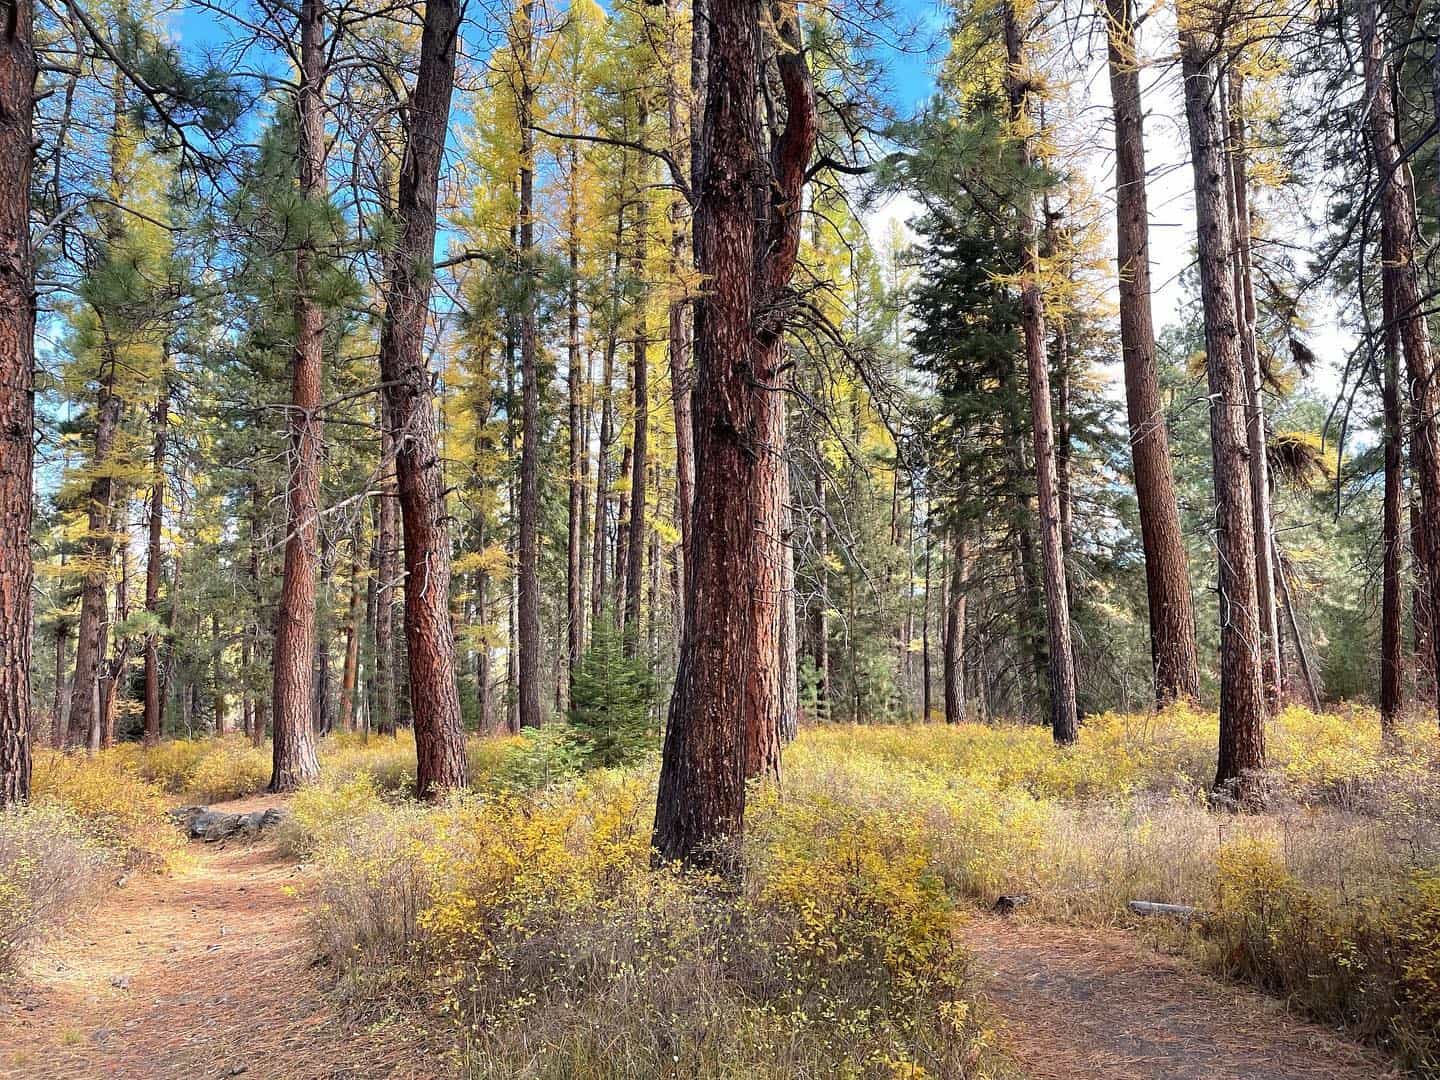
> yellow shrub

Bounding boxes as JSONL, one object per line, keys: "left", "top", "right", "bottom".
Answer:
{"left": 186, "top": 741, "right": 271, "bottom": 802}
{"left": 29, "top": 750, "right": 183, "bottom": 869}
{"left": 1395, "top": 872, "right": 1440, "bottom": 1065}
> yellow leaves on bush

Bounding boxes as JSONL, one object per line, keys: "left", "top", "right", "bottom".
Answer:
{"left": 30, "top": 750, "right": 183, "bottom": 869}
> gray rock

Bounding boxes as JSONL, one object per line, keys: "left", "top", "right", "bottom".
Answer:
{"left": 169, "top": 805, "right": 288, "bottom": 842}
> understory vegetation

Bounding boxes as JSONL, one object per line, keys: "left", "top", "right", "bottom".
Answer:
{"left": 6, "top": 706, "right": 1439, "bottom": 1077}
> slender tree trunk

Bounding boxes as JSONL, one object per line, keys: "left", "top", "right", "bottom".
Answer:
{"left": 339, "top": 532, "right": 363, "bottom": 731}
{"left": 1180, "top": 18, "right": 1267, "bottom": 802}
{"left": 944, "top": 534, "right": 969, "bottom": 725}
{"left": 52, "top": 624, "right": 69, "bottom": 749}
{"left": 592, "top": 236, "right": 624, "bottom": 627}
{"left": 1381, "top": 263, "right": 1404, "bottom": 728}
{"left": 566, "top": 145, "right": 584, "bottom": 704}
{"left": 667, "top": 0, "right": 695, "bottom": 611}
{"left": 1004, "top": 5, "right": 1077, "bottom": 744}
{"left": 516, "top": 4, "right": 542, "bottom": 732}
{"left": 0, "top": 0, "right": 33, "bottom": 803}
{"left": 625, "top": 141, "right": 650, "bottom": 655}
{"left": 653, "top": 0, "right": 814, "bottom": 867}
{"left": 377, "top": 0, "right": 469, "bottom": 795}
{"left": 143, "top": 378, "right": 169, "bottom": 746}
{"left": 269, "top": 0, "right": 328, "bottom": 790}
{"left": 614, "top": 440, "right": 633, "bottom": 615}
{"left": 809, "top": 471, "right": 829, "bottom": 718}
{"left": 1103, "top": 0, "right": 1200, "bottom": 704}
{"left": 1362, "top": 0, "right": 1440, "bottom": 722}
{"left": 69, "top": 383, "right": 120, "bottom": 751}
{"left": 1222, "top": 70, "right": 1282, "bottom": 707}
{"left": 249, "top": 483, "right": 266, "bottom": 746}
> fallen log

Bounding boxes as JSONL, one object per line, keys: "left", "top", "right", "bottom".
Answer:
{"left": 1127, "top": 900, "right": 1208, "bottom": 922}
{"left": 169, "top": 805, "right": 288, "bottom": 843}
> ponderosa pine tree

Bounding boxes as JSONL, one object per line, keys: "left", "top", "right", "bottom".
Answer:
{"left": 652, "top": 0, "right": 815, "bottom": 867}
{"left": 1102, "top": 0, "right": 1199, "bottom": 704}
{"left": 269, "top": 0, "right": 328, "bottom": 791}
{"left": 0, "top": 0, "right": 35, "bottom": 806}
{"left": 1179, "top": 6, "right": 1267, "bottom": 802}
{"left": 1003, "top": 2, "right": 1077, "bottom": 744}
{"left": 376, "top": 0, "right": 468, "bottom": 796}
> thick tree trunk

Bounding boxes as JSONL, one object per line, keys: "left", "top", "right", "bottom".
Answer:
{"left": 1180, "top": 21, "right": 1267, "bottom": 803}
{"left": 944, "top": 535, "right": 969, "bottom": 724}
{"left": 0, "top": 0, "right": 34, "bottom": 803}
{"left": 516, "top": 6, "right": 542, "bottom": 732}
{"left": 269, "top": 0, "right": 327, "bottom": 791}
{"left": 1103, "top": 0, "right": 1200, "bottom": 705}
{"left": 1004, "top": 5, "right": 1078, "bottom": 745}
{"left": 377, "top": 0, "right": 469, "bottom": 795}
{"left": 653, "top": 0, "right": 814, "bottom": 867}
{"left": 143, "top": 379, "right": 169, "bottom": 746}
{"left": 1381, "top": 265, "right": 1403, "bottom": 727}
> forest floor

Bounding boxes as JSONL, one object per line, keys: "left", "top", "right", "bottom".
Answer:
{"left": 0, "top": 795, "right": 452, "bottom": 1080}
{"left": 0, "top": 795, "right": 1403, "bottom": 1080}
{"left": 964, "top": 918, "right": 1400, "bottom": 1079}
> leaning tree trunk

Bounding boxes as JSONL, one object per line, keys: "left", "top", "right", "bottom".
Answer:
{"left": 1103, "top": 0, "right": 1200, "bottom": 704}
{"left": 1179, "top": 16, "right": 1267, "bottom": 803}
{"left": 1004, "top": 4, "right": 1078, "bottom": 744}
{"left": 1361, "top": 0, "right": 1440, "bottom": 722}
{"left": 376, "top": 0, "right": 469, "bottom": 796}
{"left": 269, "top": 0, "right": 327, "bottom": 791}
{"left": 653, "top": 0, "right": 815, "bottom": 868}
{"left": 0, "top": 0, "right": 35, "bottom": 806}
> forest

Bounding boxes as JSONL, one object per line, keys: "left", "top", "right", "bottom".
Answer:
{"left": 1, "top": 0, "right": 1440, "bottom": 1074}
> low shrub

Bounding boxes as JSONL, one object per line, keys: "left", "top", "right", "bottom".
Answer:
{"left": 29, "top": 750, "right": 183, "bottom": 869}
{"left": 0, "top": 803, "right": 115, "bottom": 973}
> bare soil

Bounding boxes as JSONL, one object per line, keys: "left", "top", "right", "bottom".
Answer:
{"left": 965, "top": 917, "right": 1400, "bottom": 1080}
{"left": 0, "top": 795, "right": 451, "bottom": 1080}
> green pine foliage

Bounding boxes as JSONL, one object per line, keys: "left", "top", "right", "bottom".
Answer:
{"left": 565, "top": 613, "right": 655, "bottom": 768}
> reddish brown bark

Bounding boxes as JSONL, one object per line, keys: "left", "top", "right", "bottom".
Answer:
{"left": 1103, "top": 0, "right": 1200, "bottom": 705}
{"left": 653, "top": 0, "right": 815, "bottom": 867}
{"left": 269, "top": 0, "right": 327, "bottom": 791}
{"left": 1381, "top": 262, "right": 1403, "bottom": 727}
{"left": 1179, "top": 20, "right": 1267, "bottom": 803}
{"left": 0, "top": 0, "right": 35, "bottom": 805}
{"left": 377, "top": 0, "right": 468, "bottom": 796}
{"left": 1004, "top": 5, "right": 1077, "bottom": 744}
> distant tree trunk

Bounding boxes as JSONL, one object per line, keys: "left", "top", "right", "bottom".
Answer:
{"left": 339, "top": 532, "right": 363, "bottom": 731}
{"left": 653, "top": 0, "right": 815, "bottom": 867}
{"left": 516, "top": 4, "right": 542, "bottom": 732}
{"left": 1004, "top": 5, "right": 1077, "bottom": 745}
{"left": 1180, "top": 21, "right": 1267, "bottom": 803}
{"left": 921, "top": 529, "right": 933, "bottom": 722}
{"left": 377, "top": 0, "right": 469, "bottom": 796}
{"left": 1361, "top": 0, "right": 1440, "bottom": 722}
{"left": 1103, "top": 0, "right": 1200, "bottom": 705}
{"left": 592, "top": 234, "right": 623, "bottom": 627}
{"left": 1413, "top": 499, "right": 1436, "bottom": 699}
{"left": 1381, "top": 264, "right": 1403, "bottom": 728}
{"left": 0, "top": 0, "right": 36, "bottom": 804}
{"left": 667, "top": 0, "right": 695, "bottom": 611}
{"left": 624, "top": 146, "right": 651, "bottom": 656}
{"left": 614, "top": 440, "right": 633, "bottom": 615}
{"left": 69, "top": 382, "right": 121, "bottom": 751}
{"left": 566, "top": 145, "right": 585, "bottom": 705}
{"left": 944, "top": 534, "right": 969, "bottom": 725}
{"left": 269, "top": 0, "right": 327, "bottom": 791}
{"left": 1222, "top": 70, "right": 1282, "bottom": 708}
{"left": 809, "top": 471, "right": 829, "bottom": 717}
{"left": 249, "top": 484, "right": 266, "bottom": 747}
{"left": 143, "top": 378, "right": 169, "bottom": 746}
{"left": 52, "top": 624, "right": 69, "bottom": 748}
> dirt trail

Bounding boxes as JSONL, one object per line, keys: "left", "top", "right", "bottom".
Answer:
{"left": 965, "top": 918, "right": 1399, "bottom": 1080}
{"left": 0, "top": 796, "right": 450, "bottom": 1080}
